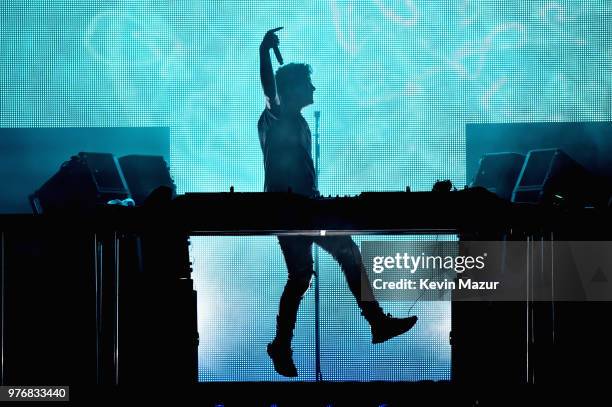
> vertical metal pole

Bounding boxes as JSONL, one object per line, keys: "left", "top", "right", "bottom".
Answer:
{"left": 550, "top": 232, "right": 555, "bottom": 346}
{"left": 526, "top": 235, "right": 530, "bottom": 384}
{"left": 314, "top": 111, "right": 322, "bottom": 382}
{"left": 113, "top": 232, "right": 120, "bottom": 385}
{"left": 527, "top": 235, "right": 535, "bottom": 384}
{"left": 1, "top": 231, "right": 5, "bottom": 385}
{"left": 94, "top": 233, "right": 103, "bottom": 384}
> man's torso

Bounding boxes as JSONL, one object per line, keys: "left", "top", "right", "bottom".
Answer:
{"left": 258, "top": 105, "right": 316, "bottom": 197}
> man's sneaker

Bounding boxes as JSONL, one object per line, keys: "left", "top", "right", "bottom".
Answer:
{"left": 371, "top": 314, "right": 418, "bottom": 344}
{"left": 267, "top": 341, "right": 298, "bottom": 377}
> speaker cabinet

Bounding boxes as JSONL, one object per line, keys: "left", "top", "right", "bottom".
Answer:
{"left": 472, "top": 152, "right": 526, "bottom": 200}
{"left": 30, "top": 152, "right": 130, "bottom": 213}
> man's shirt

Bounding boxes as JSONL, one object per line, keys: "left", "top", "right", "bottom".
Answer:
{"left": 257, "top": 99, "right": 316, "bottom": 197}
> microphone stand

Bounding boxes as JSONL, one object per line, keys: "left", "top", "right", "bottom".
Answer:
{"left": 313, "top": 110, "right": 322, "bottom": 382}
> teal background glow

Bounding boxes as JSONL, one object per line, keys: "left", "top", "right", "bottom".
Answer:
{"left": 2, "top": 0, "right": 611, "bottom": 382}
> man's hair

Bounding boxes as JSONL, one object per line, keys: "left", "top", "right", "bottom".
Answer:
{"left": 275, "top": 63, "right": 312, "bottom": 98}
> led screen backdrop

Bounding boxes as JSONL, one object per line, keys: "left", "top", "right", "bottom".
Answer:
{"left": 1, "top": 0, "right": 611, "bottom": 382}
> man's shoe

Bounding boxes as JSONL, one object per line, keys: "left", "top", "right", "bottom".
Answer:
{"left": 371, "top": 314, "right": 418, "bottom": 344}
{"left": 267, "top": 341, "right": 298, "bottom": 377}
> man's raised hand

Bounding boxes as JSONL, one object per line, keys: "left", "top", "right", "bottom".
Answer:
{"left": 260, "top": 27, "right": 283, "bottom": 51}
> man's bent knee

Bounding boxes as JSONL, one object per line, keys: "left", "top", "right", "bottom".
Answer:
{"left": 335, "top": 242, "right": 363, "bottom": 269}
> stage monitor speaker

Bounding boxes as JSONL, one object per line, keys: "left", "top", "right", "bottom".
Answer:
{"left": 511, "top": 148, "right": 598, "bottom": 208}
{"left": 471, "top": 152, "right": 526, "bottom": 200}
{"left": 118, "top": 155, "right": 176, "bottom": 206}
{"left": 29, "top": 152, "right": 130, "bottom": 213}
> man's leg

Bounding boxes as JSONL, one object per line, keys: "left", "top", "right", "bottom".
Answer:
{"left": 268, "top": 235, "right": 314, "bottom": 377}
{"left": 315, "top": 235, "right": 417, "bottom": 344}
{"left": 314, "top": 235, "right": 380, "bottom": 317}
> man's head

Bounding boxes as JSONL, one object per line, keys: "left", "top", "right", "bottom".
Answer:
{"left": 275, "top": 63, "right": 315, "bottom": 110}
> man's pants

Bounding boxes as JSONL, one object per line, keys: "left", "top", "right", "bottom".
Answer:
{"left": 273, "top": 234, "right": 383, "bottom": 347}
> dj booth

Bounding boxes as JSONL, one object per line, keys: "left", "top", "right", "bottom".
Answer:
{"left": 2, "top": 188, "right": 612, "bottom": 386}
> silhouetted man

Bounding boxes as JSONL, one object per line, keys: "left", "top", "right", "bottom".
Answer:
{"left": 258, "top": 27, "right": 417, "bottom": 377}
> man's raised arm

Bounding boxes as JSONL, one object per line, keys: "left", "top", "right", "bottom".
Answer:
{"left": 259, "top": 27, "right": 283, "bottom": 105}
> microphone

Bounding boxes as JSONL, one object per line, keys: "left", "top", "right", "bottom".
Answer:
{"left": 267, "top": 27, "right": 284, "bottom": 65}
{"left": 273, "top": 46, "right": 284, "bottom": 65}
{"left": 314, "top": 111, "right": 321, "bottom": 190}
